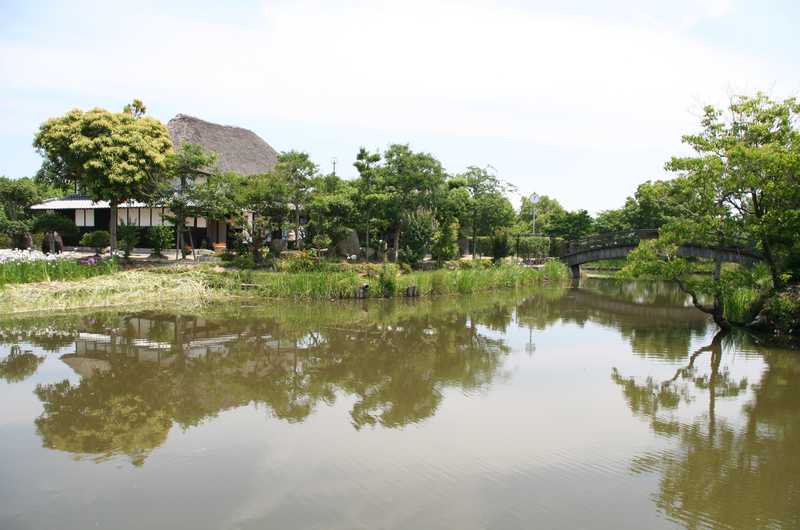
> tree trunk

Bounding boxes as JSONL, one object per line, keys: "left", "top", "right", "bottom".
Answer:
{"left": 472, "top": 213, "right": 478, "bottom": 260}
{"left": 365, "top": 219, "right": 370, "bottom": 262}
{"left": 760, "top": 236, "right": 782, "bottom": 289}
{"left": 295, "top": 204, "right": 302, "bottom": 250}
{"left": 109, "top": 201, "right": 118, "bottom": 257}
{"left": 393, "top": 228, "right": 400, "bottom": 263}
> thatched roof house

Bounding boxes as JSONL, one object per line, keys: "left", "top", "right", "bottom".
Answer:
{"left": 167, "top": 114, "right": 279, "bottom": 176}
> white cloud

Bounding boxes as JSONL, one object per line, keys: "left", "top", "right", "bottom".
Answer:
{"left": 0, "top": 0, "right": 793, "bottom": 211}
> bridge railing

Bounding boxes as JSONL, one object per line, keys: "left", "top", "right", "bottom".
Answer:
{"left": 563, "top": 229, "right": 659, "bottom": 256}
{"left": 561, "top": 229, "right": 761, "bottom": 258}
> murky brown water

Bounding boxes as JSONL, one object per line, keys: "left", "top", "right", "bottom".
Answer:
{"left": 0, "top": 279, "right": 798, "bottom": 530}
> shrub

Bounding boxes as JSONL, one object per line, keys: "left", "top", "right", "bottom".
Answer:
{"left": 378, "top": 263, "right": 398, "bottom": 297}
{"left": 231, "top": 254, "right": 257, "bottom": 270}
{"left": 278, "top": 251, "right": 319, "bottom": 273}
{"left": 311, "top": 234, "right": 332, "bottom": 256}
{"left": 117, "top": 223, "right": 139, "bottom": 260}
{"left": 32, "top": 213, "right": 78, "bottom": 240}
{"left": 148, "top": 225, "right": 173, "bottom": 258}
{"left": 515, "top": 236, "right": 550, "bottom": 259}
{"left": 491, "top": 230, "right": 511, "bottom": 263}
{"left": 0, "top": 233, "right": 11, "bottom": 249}
{"left": 80, "top": 231, "right": 111, "bottom": 255}
{"left": 431, "top": 221, "right": 459, "bottom": 263}
{"left": 399, "top": 212, "right": 435, "bottom": 267}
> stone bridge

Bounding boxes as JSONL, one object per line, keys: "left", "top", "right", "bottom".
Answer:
{"left": 560, "top": 229, "right": 762, "bottom": 279}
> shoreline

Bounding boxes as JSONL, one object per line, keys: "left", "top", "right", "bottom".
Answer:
{"left": 0, "top": 262, "right": 571, "bottom": 316}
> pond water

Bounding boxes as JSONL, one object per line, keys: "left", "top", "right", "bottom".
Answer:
{"left": 0, "top": 279, "right": 798, "bottom": 530}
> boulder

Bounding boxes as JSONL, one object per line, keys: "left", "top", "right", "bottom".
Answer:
{"left": 334, "top": 228, "right": 360, "bottom": 258}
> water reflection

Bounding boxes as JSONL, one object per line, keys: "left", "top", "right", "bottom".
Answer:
{"left": 1, "top": 279, "right": 799, "bottom": 529}
{"left": 612, "top": 331, "right": 800, "bottom": 528}
{"left": 22, "top": 295, "right": 521, "bottom": 465}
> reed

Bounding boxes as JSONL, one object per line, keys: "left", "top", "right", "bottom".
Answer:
{"left": 0, "top": 258, "right": 118, "bottom": 286}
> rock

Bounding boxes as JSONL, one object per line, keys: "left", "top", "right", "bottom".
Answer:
{"left": 335, "top": 228, "right": 360, "bottom": 258}
{"left": 269, "top": 239, "right": 287, "bottom": 254}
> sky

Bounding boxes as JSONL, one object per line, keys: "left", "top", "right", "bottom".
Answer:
{"left": 1, "top": 0, "right": 798, "bottom": 213}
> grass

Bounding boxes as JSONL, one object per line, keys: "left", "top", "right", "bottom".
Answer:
{"left": 0, "top": 270, "right": 221, "bottom": 315}
{"left": 207, "top": 261, "right": 570, "bottom": 300}
{"left": 0, "top": 258, "right": 119, "bottom": 286}
{"left": 0, "top": 261, "right": 571, "bottom": 315}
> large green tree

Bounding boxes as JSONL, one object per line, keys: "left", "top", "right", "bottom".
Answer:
{"left": 33, "top": 101, "right": 173, "bottom": 253}
{"left": 666, "top": 93, "right": 800, "bottom": 286}
{"left": 275, "top": 150, "right": 317, "bottom": 249}
{"left": 457, "top": 166, "right": 515, "bottom": 257}
{"left": 623, "top": 93, "right": 800, "bottom": 329}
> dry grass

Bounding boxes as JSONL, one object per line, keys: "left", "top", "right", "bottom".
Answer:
{"left": 0, "top": 270, "right": 224, "bottom": 315}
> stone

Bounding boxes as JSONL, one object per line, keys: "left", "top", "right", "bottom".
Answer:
{"left": 335, "top": 228, "right": 360, "bottom": 258}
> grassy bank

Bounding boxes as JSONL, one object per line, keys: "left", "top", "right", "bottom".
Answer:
{"left": 0, "top": 256, "right": 119, "bottom": 286}
{"left": 0, "top": 261, "right": 570, "bottom": 315}
{"left": 207, "top": 261, "right": 570, "bottom": 299}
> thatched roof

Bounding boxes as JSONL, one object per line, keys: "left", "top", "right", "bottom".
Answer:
{"left": 167, "top": 114, "right": 279, "bottom": 176}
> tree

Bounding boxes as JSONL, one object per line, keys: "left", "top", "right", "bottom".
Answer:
{"left": 399, "top": 211, "right": 435, "bottom": 267}
{"left": 236, "top": 172, "right": 290, "bottom": 263}
{"left": 665, "top": 93, "right": 800, "bottom": 287}
{"left": 275, "top": 150, "right": 317, "bottom": 249}
{"left": 160, "top": 143, "right": 218, "bottom": 258}
{"left": 458, "top": 166, "right": 515, "bottom": 258}
{"left": 33, "top": 101, "right": 173, "bottom": 254}
{"left": 623, "top": 94, "right": 800, "bottom": 330}
{"left": 519, "top": 194, "right": 565, "bottom": 235}
{"left": 306, "top": 173, "right": 357, "bottom": 251}
{"left": 0, "top": 176, "right": 56, "bottom": 248}
{"left": 545, "top": 209, "right": 594, "bottom": 240}
{"left": 353, "top": 147, "right": 382, "bottom": 258}
{"left": 379, "top": 144, "right": 447, "bottom": 261}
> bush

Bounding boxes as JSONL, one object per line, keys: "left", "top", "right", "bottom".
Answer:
{"left": 80, "top": 231, "right": 111, "bottom": 255}
{"left": 515, "top": 236, "right": 550, "bottom": 259}
{"left": 277, "top": 251, "right": 319, "bottom": 273}
{"left": 491, "top": 230, "right": 511, "bottom": 263}
{"left": 231, "top": 254, "right": 257, "bottom": 270}
{"left": 148, "top": 225, "right": 173, "bottom": 258}
{"left": 32, "top": 213, "right": 78, "bottom": 240}
{"left": 378, "top": 263, "right": 398, "bottom": 297}
{"left": 311, "top": 234, "right": 332, "bottom": 256}
{"left": 117, "top": 223, "right": 139, "bottom": 260}
{"left": 0, "top": 233, "right": 11, "bottom": 249}
{"left": 431, "top": 221, "right": 459, "bottom": 263}
{"left": 399, "top": 212, "right": 435, "bottom": 267}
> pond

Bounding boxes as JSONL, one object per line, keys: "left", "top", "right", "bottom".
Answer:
{"left": 0, "top": 279, "right": 798, "bottom": 530}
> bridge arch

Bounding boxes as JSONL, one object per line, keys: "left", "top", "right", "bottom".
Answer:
{"left": 559, "top": 230, "right": 762, "bottom": 279}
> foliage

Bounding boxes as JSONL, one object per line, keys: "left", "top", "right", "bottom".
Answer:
{"left": 31, "top": 213, "right": 78, "bottom": 239}
{"left": 378, "top": 264, "right": 399, "bottom": 297}
{"left": 762, "top": 285, "right": 800, "bottom": 336}
{"left": 33, "top": 101, "right": 173, "bottom": 252}
{"left": 666, "top": 93, "right": 800, "bottom": 287}
{"left": 80, "top": 231, "right": 111, "bottom": 255}
{"left": 148, "top": 225, "right": 173, "bottom": 258}
{"left": 276, "top": 150, "right": 318, "bottom": 249}
{"left": 431, "top": 220, "right": 460, "bottom": 263}
{"left": 515, "top": 236, "right": 551, "bottom": 259}
{"left": 399, "top": 211, "right": 435, "bottom": 267}
{"left": 117, "top": 223, "right": 140, "bottom": 259}
{"left": 490, "top": 229, "right": 511, "bottom": 263}
{"left": 0, "top": 251, "right": 118, "bottom": 286}
{"left": 545, "top": 209, "right": 594, "bottom": 240}
{"left": 519, "top": 194, "right": 564, "bottom": 235}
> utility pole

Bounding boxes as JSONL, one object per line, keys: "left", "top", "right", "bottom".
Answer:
{"left": 332, "top": 157, "right": 338, "bottom": 176}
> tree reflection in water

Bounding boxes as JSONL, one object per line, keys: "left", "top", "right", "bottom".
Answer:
{"left": 28, "top": 294, "right": 521, "bottom": 465}
{"left": 612, "top": 330, "right": 800, "bottom": 529}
